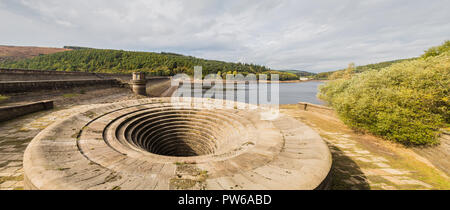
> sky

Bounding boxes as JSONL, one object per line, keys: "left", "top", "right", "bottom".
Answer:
{"left": 0, "top": 0, "right": 449, "bottom": 73}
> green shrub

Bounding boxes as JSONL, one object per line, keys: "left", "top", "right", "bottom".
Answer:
{"left": 422, "top": 40, "right": 450, "bottom": 58}
{"left": 319, "top": 50, "right": 449, "bottom": 145}
{"left": 0, "top": 95, "right": 8, "bottom": 103}
{"left": 316, "top": 58, "right": 415, "bottom": 80}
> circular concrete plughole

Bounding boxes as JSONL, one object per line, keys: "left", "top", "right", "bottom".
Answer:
{"left": 23, "top": 98, "right": 332, "bottom": 190}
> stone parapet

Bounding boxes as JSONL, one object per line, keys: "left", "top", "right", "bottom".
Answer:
{"left": 0, "top": 79, "right": 120, "bottom": 93}
{"left": 0, "top": 100, "right": 53, "bottom": 122}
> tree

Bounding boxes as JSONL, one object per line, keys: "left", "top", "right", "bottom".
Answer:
{"left": 0, "top": 48, "right": 298, "bottom": 80}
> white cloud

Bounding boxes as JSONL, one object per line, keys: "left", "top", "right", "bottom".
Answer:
{"left": 0, "top": 0, "right": 449, "bottom": 72}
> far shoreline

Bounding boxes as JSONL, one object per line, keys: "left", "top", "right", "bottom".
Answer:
{"left": 276, "top": 79, "right": 329, "bottom": 83}
{"left": 182, "top": 79, "right": 329, "bottom": 85}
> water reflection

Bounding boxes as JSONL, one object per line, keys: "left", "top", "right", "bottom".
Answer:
{"left": 177, "top": 81, "right": 325, "bottom": 105}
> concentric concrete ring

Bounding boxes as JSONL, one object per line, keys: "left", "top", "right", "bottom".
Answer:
{"left": 23, "top": 98, "right": 332, "bottom": 190}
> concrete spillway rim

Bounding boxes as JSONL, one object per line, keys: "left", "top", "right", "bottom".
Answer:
{"left": 23, "top": 98, "right": 332, "bottom": 190}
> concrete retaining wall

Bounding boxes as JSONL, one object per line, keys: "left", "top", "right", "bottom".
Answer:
{"left": 298, "top": 102, "right": 333, "bottom": 110}
{"left": 298, "top": 102, "right": 335, "bottom": 116}
{"left": 0, "top": 100, "right": 53, "bottom": 122}
{"left": 0, "top": 68, "right": 131, "bottom": 82}
{"left": 146, "top": 79, "right": 172, "bottom": 97}
{"left": 0, "top": 79, "right": 120, "bottom": 93}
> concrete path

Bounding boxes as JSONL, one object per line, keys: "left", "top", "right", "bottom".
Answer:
{"left": 0, "top": 87, "right": 141, "bottom": 190}
{"left": 0, "top": 105, "right": 96, "bottom": 190}
{"left": 281, "top": 105, "right": 449, "bottom": 190}
{"left": 323, "top": 132, "right": 432, "bottom": 190}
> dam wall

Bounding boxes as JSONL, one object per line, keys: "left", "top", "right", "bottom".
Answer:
{"left": 0, "top": 79, "right": 121, "bottom": 93}
{"left": 0, "top": 68, "right": 172, "bottom": 95}
{"left": 0, "top": 68, "right": 131, "bottom": 82}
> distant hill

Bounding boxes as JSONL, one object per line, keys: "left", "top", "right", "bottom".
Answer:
{"left": 280, "top": 70, "right": 316, "bottom": 77}
{"left": 63, "top": 46, "right": 94, "bottom": 50}
{"left": 0, "top": 47, "right": 299, "bottom": 80}
{"left": 0, "top": 45, "right": 70, "bottom": 62}
{"left": 314, "top": 58, "right": 416, "bottom": 80}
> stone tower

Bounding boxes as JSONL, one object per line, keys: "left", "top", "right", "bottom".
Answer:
{"left": 131, "top": 72, "right": 147, "bottom": 95}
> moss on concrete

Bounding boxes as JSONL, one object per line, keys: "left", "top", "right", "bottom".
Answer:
{"left": 0, "top": 95, "right": 9, "bottom": 103}
{"left": 170, "top": 164, "right": 208, "bottom": 190}
{"left": 62, "top": 93, "right": 80, "bottom": 98}
{"left": 0, "top": 175, "right": 24, "bottom": 184}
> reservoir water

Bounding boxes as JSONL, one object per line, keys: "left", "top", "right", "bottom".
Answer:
{"left": 178, "top": 81, "right": 326, "bottom": 105}
{"left": 278, "top": 81, "right": 325, "bottom": 105}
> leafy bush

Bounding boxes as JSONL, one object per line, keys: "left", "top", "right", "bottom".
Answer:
{"left": 314, "top": 58, "right": 415, "bottom": 80}
{"left": 422, "top": 40, "right": 450, "bottom": 58}
{"left": 0, "top": 95, "right": 9, "bottom": 103}
{"left": 319, "top": 49, "right": 449, "bottom": 145}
